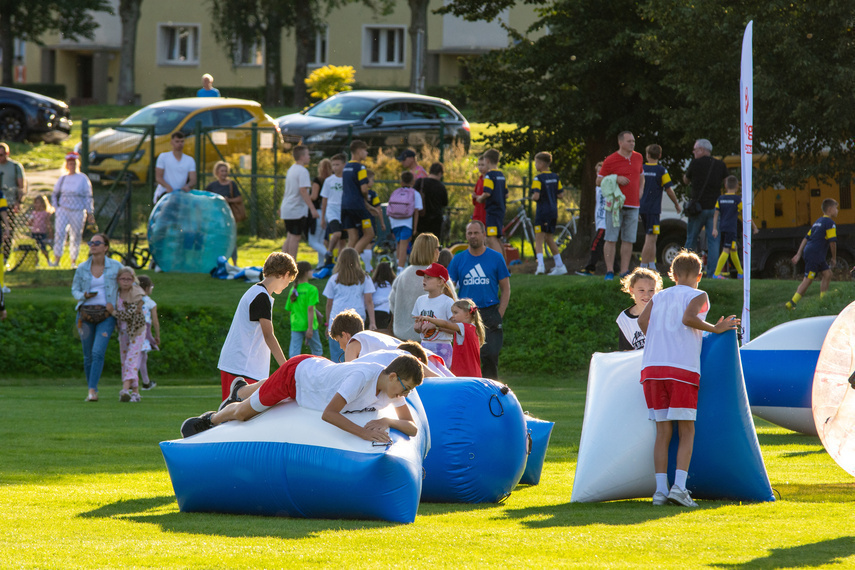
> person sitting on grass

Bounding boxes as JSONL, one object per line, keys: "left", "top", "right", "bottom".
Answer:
{"left": 180, "top": 353, "right": 423, "bottom": 444}
{"left": 638, "top": 250, "right": 739, "bottom": 507}
{"left": 786, "top": 198, "right": 838, "bottom": 309}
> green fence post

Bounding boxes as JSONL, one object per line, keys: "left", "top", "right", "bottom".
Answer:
{"left": 346, "top": 125, "right": 353, "bottom": 159}
{"left": 439, "top": 121, "right": 445, "bottom": 163}
{"left": 194, "top": 121, "right": 202, "bottom": 186}
{"left": 149, "top": 125, "right": 156, "bottom": 189}
{"left": 81, "top": 119, "right": 89, "bottom": 174}
{"left": 251, "top": 123, "right": 258, "bottom": 237}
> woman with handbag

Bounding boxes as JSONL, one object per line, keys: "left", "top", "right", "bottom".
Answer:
{"left": 51, "top": 152, "right": 95, "bottom": 268}
{"left": 205, "top": 161, "right": 244, "bottom": 264}
{"left": 72, "top": 233, "right": 122, "bottom": 402}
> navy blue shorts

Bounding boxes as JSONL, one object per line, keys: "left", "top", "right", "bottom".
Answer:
{"left": 485, "top": 213, "right": 503, "bottom": 238}
{"left": 804, "top": 257, "right": 830, "bottom": 278}
{"left": 534, "top": 217, "right": 557, "bottom": 234}
{"left": 720, "top": 232, "right": 737, "bottom": 250}
{"left": 640, "top": 212, "right": 660, "bottom": 235}
{"left": 341, "top": 207, "right": 373, "bottom": 232}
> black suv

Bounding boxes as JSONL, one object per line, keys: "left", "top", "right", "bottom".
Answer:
{"left": 0, "top": 86, "right": 72, "bottom": 143}
{"left": 277, "top": 90, "right": 470, "bottom": 158}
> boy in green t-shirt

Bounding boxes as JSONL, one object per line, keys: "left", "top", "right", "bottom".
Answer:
{"left": 285, "top": 261, "right": 324, "bottom": 357}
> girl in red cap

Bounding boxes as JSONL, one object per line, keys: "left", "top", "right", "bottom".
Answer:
{"left": 414, "top": 298, "right": 485, "bottom": 377}
{"left": 411, "top": 262, "right": 457, "bottom": 367}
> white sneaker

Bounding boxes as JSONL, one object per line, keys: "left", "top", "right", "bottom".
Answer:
{"left": 535, "top": 264, "right": 546, "bottom": 275}
{"left": 652, "top": 491, "right": 669, "bottom": 506}
{"left": 667, "top": 486, "right": 698, "bottom": 507}
{"left": 548, "top": 265, "right": 568, "bottom": 276}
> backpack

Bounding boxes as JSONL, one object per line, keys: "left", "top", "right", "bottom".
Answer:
{"left": 387, "top": 186, "right": 416, "bottom": 219}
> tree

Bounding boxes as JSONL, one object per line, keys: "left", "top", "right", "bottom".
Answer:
{"left": 408, "top": 0, "right": 429, "bottom": 94}
{"left": 116, "top": 0, "right": 142, "bottom": 105}
{"left": 0, "top": 0, "right": 112, "bottom": 86}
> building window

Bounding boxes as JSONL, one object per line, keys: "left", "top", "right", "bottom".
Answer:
{"left": 158, "top": 24, "right": 200, "bottom": 65}
{"left": 308, "top": 28, "right": 328, "bottom": 67}
{"left": 234, "top": 37, "right": 263, "bottom": 67}
{"left": 363, "top": 26, "right": 405, "bottom": 67}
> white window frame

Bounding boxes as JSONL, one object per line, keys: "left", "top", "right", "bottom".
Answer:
{"left": 308, "top": 27, "right": 329, "bottom": 68}
{"left": 157, "top": 23, "right": 201, "bottom": 66}
{"left": 234, "top": 36, "right": 263, "bottom": 67}
{"left": 362, "top": 25, "right": 406, "bottom": 68}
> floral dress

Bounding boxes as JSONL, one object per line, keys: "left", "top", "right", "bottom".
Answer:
{"left": 115, "top": 298, "right": 146, "bottom": 385}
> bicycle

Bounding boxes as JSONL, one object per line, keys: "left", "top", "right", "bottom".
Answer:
{"left": 108, "top": 232, "right": 151, "bottom": 269}
{"left": 502, "top": 199, "right": 537, "bottom": 260}
{"left": 549, "top": 207, "right": 579, "bottom": 258}
{"left": 440, "top": 206, "right": 469, "bottom": 254}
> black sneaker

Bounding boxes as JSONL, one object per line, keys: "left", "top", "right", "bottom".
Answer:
{"left": 141, "top": 381, "right": 157, "bottom": 391}
{"left": 180, "top": 412, "right": 215, "bottom": 438}
{"left": 218, "top": 377, "right": 248, "bottom": 411}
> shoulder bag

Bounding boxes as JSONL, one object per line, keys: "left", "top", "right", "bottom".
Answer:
{"left": 228, "top": 181, "right": 247, "bottom": 223}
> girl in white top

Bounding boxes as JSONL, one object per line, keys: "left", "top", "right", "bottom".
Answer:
{"left": 411, "top": 262, "right": 457, "bottom": 368}
{"left": 137, "top": 275, "right": 160, "bottom": 391}
{"left": 323, "top": 247, "right": 377, "bottom": 362}
{"left": 52, "top": 152, "right": 94, "bottom": 267}
{"left": 616, "top": 268, "right": 662, "bottom": 351}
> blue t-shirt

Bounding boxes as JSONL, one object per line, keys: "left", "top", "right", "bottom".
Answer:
{"left": 342, "top": 161, "right": 369, "bottom": 210}
{"left": 715, "top": 193, "right": 742, "bottom": 235}
{"left": 197, "top": 87, "right": 221, "bottom": 97}
{"left": 482, "top": 170, "right": 507, "bottom": 218}
{"left": 448, "top": 248, "right": 510, "bottom": 309}
{"left": 639, "top": 163, "right": 673, "bottom": 215}
{"left": 804, "top": 215, "right": 837, "bottom": 260}
{"left": 531, "top": 171, "right": 563, "bottom": 220}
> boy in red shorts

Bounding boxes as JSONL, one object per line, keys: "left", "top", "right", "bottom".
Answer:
{"left": 637, "top": 250, "right": 739, "bottom": 507}
{"left": 181, "top": 354, "right": 423, "bottom": 444}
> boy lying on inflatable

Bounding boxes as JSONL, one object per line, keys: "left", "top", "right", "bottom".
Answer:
{"left": 180, "top": 353, "right": 423, "bottom": 444}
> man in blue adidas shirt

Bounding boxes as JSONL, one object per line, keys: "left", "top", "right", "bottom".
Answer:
{"left": 448, "top": 221, "right": 511, "bottom": 380}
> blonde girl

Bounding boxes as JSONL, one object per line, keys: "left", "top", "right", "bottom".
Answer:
{"left": 322, "top": 247, "right": 376, "bottom": 362}
{"left": 28, "top": 195, "right": 54, "bottom": 265}
{"left": 617, "top": 267, "right": 663, "bottom": 350}
{"left": 415, "top": 298, "right": 484, "bottom": 377}
{"left": 114, "top": 266, "right": 147, "bottom": 402}
{"left": 411, "top": 262, "right": 457, "bottom": 367}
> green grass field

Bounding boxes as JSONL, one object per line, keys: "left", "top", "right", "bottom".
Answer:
{"left": 1, "top": 374, "right": 854, "bottom": 569}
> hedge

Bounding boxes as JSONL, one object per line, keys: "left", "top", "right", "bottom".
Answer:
{"left": 14, "top": 83, "right": 67, "bottom": 101}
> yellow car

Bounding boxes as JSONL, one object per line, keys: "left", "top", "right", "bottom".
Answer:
{"left": 79, "top": 98, "right": 282, "bottom": 185}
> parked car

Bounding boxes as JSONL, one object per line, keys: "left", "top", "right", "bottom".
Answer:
{"left": 277, "top": 90, "right": 470, "bottom": 158}
{"left": 0, "top": 86, "right": 72, "bottom": 143}
{"left": 79, "top": 98, "right": 281, "bottom": 184}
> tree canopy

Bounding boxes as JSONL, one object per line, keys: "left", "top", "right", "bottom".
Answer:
{"left": 442, "top": 0, "right": 855, "bottom": 233}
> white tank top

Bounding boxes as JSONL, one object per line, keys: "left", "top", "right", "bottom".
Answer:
{"left": 641, "top": 285, "right": 708, "bottom": 377}
{"left": 348, "top": 330, "right": 399, "bottom": 356}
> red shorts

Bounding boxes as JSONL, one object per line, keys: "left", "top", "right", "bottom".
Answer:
{"left": 257, "top": 354, "right": 321, "bottom": 408}
{"left": 220, "top": 370, "right": 259, "bottom": 400}
{"left": 642, "top": 379, "right": 698, "bottom": 422}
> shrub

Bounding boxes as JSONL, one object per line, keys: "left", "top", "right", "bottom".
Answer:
{"left": 305, "top": 65, "right": 355, "bottom": 101}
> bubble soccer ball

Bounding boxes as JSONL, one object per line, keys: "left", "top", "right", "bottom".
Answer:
{"left": 148, "top": 190, "right": 236, "bottom": 273}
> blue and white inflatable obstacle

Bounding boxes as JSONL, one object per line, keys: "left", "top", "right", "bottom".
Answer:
{"left": 417, "top": 377, "right": 528, "bottom": 503}
{"left": 520, "top": 415, "right": 554, "bottom": 486}
{"left": 740, "top": 316, "right": 834, "bottom": 436}
{"left": 160, "top": 393, "right": 429, "bottom": 524}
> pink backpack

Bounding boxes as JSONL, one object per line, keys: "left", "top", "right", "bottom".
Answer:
{"left": 387, "top": 186, "right": 416, "bottom": 219}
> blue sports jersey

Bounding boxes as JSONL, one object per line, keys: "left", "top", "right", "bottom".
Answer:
{"left": 482, "top": 170, "right": 507, "bottom": 219}
{"left": 342, "top": 161, "right": 368, "bottom": 210}
{"left": 804, "top": 215, "right": 837, "bottom": 260}
{"left": 447, "top": 248, "right": 510, "bottom": 309}
{"left": 531, "top": 171, "right": 563, "bottom": 220}
{"left": 715, "top": 193, "right": 743, "bottom": 234}
{"left": 639, "top": 163, "right": 673, "bottom": 215}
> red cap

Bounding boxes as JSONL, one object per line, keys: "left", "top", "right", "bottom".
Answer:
{"left": 416, "top": 262, "right": 449, "bottom": 281}
{"left": 65, "top": 152, "right": 80, "bottom": 161}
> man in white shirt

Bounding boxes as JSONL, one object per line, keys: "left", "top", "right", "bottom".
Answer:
{"left": 280, "top": 145, "right": 319, "bottom": 259}
{"left": 153, "top": 131, "right": 197, "bottom": 203}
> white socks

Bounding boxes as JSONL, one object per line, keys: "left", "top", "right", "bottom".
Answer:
{"left": 655, "top": 473, "right": 669, "bottom": 495}
{"left": 554, "top": 255, "right": 565, "bottom": 268}
{"left": 674, "top": 469, "right": 688, "bottom": 491}
{"left": 360, "top": 249, "right": 373, "bottom": 272}
{"left": 536, "top": 253, "right": 544, "bottom": 265}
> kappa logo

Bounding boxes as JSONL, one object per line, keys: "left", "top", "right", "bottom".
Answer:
{"left": 462, "top": 264, "right": 491, "bottom": 286}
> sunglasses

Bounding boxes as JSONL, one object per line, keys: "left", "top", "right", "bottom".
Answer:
{"left": 397, "top": 377, "right": 413, "bottom": 397}
{"left": 88, "top": 240, "right": 105, "bottom": 246}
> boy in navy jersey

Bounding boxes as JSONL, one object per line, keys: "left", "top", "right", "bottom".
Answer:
{"left": 786, "top": 198, "right": 838, "bottom": 309}
{"left": 712, "top": 176, "right": 758, "bottom": 278}
{"left": 341, "top": 140, "right": 374, "bottom": 258}
{"left": 530, "top": 151, "right": 566, "bottom": 275}
{"left": 474, "top": 148, "right": 507, "bottom": 256}
{"left": 640, "top": 144, "right": 681, "bottom": 270}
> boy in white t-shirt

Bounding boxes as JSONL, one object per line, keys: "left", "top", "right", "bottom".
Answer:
{"left": 387, "top": 170, "right": 423, "bottom": 273}
{"left": 216, "top": 252, "right": 297, "bottom": 400}
{"left": 153, "top": 131, "right": 197, "bottom": 203}
{"left": 638, "top": 250, "right": 739, "bottom": 508}
{"left": 320, "top": 153, "right": 346, "bottom": 266}
{"left": 280, "top": 145, "right": 319, "bottom": 260}
{"left": 181, "top": 353, "right": 423, "bottom": 443}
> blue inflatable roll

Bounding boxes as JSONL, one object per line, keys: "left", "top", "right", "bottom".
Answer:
{"left": 148, "top": 190, "right": 236, "bottom": 273}
{"left": 417, "top": 377, "right": 528, "bottom": 503}
{"left": 520, "top": 415, "right": 554, "bottom": 485}
{"left": 160, "top": 395, "right": 429, "bottom": 524}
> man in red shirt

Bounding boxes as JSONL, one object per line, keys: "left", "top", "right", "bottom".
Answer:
{"left": 596, "top": 131, "right": 645, "bottom": 280}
